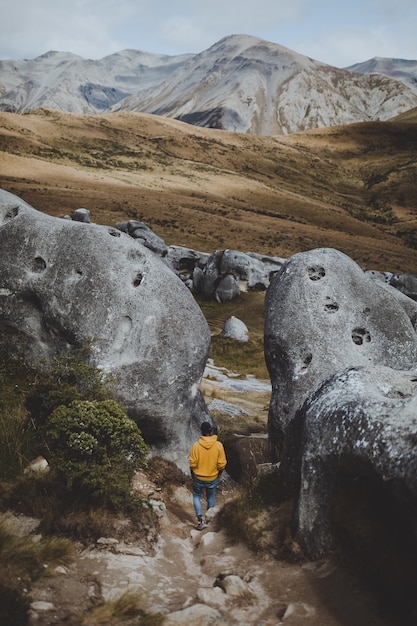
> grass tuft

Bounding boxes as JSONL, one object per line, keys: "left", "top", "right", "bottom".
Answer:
{"left": 69, "top": 590, "right": 163, "bottom": 625}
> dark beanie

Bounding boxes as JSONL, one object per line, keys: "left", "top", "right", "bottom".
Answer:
{"left": 201, "top": 421, "right": 212, "bottom": 436}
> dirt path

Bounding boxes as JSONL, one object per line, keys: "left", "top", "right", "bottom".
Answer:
{"left": 23, "top": 480, "right": 395, "bottom": 626}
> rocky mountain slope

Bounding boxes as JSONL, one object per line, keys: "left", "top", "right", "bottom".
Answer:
{"left": 1, "top": 35, "right": 417, "bottom": 134}
{"left": 346, "top": 57, "right": 417, "bottom": 94}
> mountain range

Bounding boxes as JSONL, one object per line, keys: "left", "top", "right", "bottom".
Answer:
{"left": 1, "top": 34, "right": 417, "bottom": 135}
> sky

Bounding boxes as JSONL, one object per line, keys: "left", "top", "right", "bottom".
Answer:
{"left": 1, "top": 0, "right": 416, "bottom": 68}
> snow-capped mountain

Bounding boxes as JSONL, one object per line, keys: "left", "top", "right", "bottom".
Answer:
{"left": 346, "top": 57, "right": 417, "bottom": 95}
{"left": 1, "top": 35, "right": 417, "bottom": 135}
{"left": 0, "top": 48, "right": 192, "bottom": 114}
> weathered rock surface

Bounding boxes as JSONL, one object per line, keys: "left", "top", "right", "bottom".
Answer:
{"left": 264, "top": 247, "right": 417, "bottom": 460}
{"left": 265, "top": 248, "right": 417, "bottom": 618}
{"left": 285, "top": 365, "right": 417, "bottom": 557}
{"left": 193, "top": 249, "right": 284, "bottom": 301}
{"left": 0, "top": 189, "right": 211, "bottom": 467}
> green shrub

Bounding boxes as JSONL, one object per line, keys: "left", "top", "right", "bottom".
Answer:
{"left": 25, "top": 341, "right": 113, "bottom": 430}
{"left": 45, "top": 399, "right": 148, "bottom": 509}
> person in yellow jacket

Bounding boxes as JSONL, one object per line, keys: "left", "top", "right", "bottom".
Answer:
{"left": 189, "top": 421, "right": 227, "bottom": 530}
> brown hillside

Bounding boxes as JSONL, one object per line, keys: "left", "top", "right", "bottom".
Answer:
{"left": 1, "top": 109, "right": 417, "bottom": 273}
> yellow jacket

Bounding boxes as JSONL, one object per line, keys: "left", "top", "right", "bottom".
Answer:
{"left": 189, "top": 434, "right": 227, "bottom": 481}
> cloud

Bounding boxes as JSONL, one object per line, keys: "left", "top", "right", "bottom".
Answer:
{"left": 0, "top": 0, "right": 415, "bottom": 64}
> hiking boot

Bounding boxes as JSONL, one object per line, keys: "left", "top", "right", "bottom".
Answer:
{"left": 196, "top": 518, "right": 205, "bottom": 530}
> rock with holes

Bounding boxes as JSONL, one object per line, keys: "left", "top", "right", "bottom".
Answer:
{"left": 0, "top": 189, "right": 211, "bottom": 468}
{"left": 163, "top": 245, "right": 210, "bottom": 283}
{"left": 264, "top": 248, "right": 417, "bottom": 460}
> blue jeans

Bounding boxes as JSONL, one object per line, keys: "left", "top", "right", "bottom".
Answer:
{"left": 192, "top": 475, "right": 218, "bottom": 518}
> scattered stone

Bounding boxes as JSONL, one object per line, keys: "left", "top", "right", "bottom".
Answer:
{"left": 281, "top": 602, "right": 316, "bottom": 619}
{"left": 96, "top": 537, "right": 119, "bottom": 546}
{"left": 163, "top": 603, "right": 228, "bottom": 625}
{"left": 30, "top": 601, "right": 55, "bottom": 611}
{"left": 24, "top": 455, "right": 49, "bottom": 474}
{"left": 214, "top": 573, "right": 253, "bottom": 599}
{"left": 220, "top": 316, "right": 249, "bottom": 342}
{"left": 70, "top": 208, "right": 90, "bottom": 223}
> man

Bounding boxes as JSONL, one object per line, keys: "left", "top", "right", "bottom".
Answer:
{"left": 189, "top": 421, "right": 227, "bottom": 530}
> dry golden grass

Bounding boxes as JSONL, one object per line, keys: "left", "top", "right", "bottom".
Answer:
{"left": 1, "top": 108, "right": 417, "bottom": 272}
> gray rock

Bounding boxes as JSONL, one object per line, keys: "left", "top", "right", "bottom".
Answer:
{"left": 195, "top": 249, "right": 285, "bottom": 301}
{"left": 71, "top": 207, "right": 91, "bottom": 223}
{"left": 0, "top": 189, "right": 211, "bottom": 468}
{"left": 214, "top": 573, "right": 253, "bottom": 599}
{"left": 220, "top": 249, "right": 284, "bottom": 290}
{"left": 264, "top": 247, "right": 417, "bottom": 460}
{"left": 163, "top": 603, "right": 228, "bottom": 626}
{"left": 126, "top": 220, "right": 168, "bottom": 256}
{"left": 390, "top": 272, "right": 417, "bottom": 301}
{"left": 164, "top": 245, "right": 210, "bottom": 279}
{"left": 215, "top": 275, "right": 240, "bottom": 302}
{"left": 286, "top": 365, "right": 417, "bottom": 561}
{"left": 197, "top": 251, "right": 221, "bottom": 299}
{"left": 220, "top": 316, "right": 249, "bottom": 341}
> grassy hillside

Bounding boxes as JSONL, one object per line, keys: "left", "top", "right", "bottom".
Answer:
{"left": 1, "top": 109, "right": 417, "bottom": 273}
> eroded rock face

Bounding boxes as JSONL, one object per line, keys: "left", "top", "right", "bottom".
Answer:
{"left": 285, "top": 365, "right": 417, "bottom": 558}
{"left": 264, "top": 248, "right": 417, "bottom": 460}
{"left": 0, "top": 189, "right": 211, "bottom": 467}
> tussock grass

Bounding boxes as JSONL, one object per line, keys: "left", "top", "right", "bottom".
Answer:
{"left": 69, "top": 590, "right": 163, "bottom": 625}
{"left": 216, "top": 468, "right": 303, "bottom": 561}
{"left": 0, "top": 357, "right": 37, "bottom": 480}
{"left": 0, "top": 520, "right": 75, "bottom": 625}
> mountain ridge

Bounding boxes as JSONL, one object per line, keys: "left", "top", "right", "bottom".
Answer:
{"left": 1, "top": 34, "right": 417, "bottom": 135}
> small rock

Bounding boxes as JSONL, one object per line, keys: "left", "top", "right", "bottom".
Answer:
{"left": 214, "top": 573, "right": 253, "bottom": 599}
{"left": 24, "top": 455, "right": 49, "bottom": 474}
{"left": 163, "top": 602, "right": 228, "bottom": 625}
{"left": 220, "top": 316, "right": 249, "bottom": 342}
{"left": 96, "top": 537, "right": 119, "bottom": 546}
{"left": 30, "top": 601, "right": 54, "bottom": 611}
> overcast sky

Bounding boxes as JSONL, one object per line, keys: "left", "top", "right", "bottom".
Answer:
{"left": 1, "top": 0, "right": 416, "bottom": 68}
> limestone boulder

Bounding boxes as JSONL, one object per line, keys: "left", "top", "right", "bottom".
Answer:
{"left": 390, "top": 272, "right": 417, "bottom": 301}
{"left": 164, "top": 245, "right": 209, "bottom": 279}
{"left": 284, "top": 365, "right": 417, "bottom": 617}
{"left": 264, "top": 247, "right": 417, "bottom": 460}
{"left": 0, "top": 189, "right": 211, "bottom": 468}
{"left": 194, "top": 249, "right": 284, "bottom": 301}
{"left": 220, "top": 316, "right": 249, "bottom": 342}
{"left": 125, "top": 219, "right": 168, "bottom": 257}
{"left": 285, "top": 365, "right": 417, "bottom": 557}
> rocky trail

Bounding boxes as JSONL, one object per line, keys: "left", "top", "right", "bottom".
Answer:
{"left": 19, "top": 474, "right": 396, "bottom": 626}
{"left": 13, "top": 363, "right": 398, "bottom": 626}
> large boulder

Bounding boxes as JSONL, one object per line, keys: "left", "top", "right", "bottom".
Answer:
{"left": 285, "top": 365, "right": 417, "bottom": 557}
{"left": 0, "top": 189, "right": 211, "bottom": 468}
{"left": 194, "top": 249, "right": 284, "bottom": 301}
{"left": 284, "top": 365, "right": 417, "bottom": 617}
{"left": 264, "top": 247, "right": 417, "bottom": 460}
